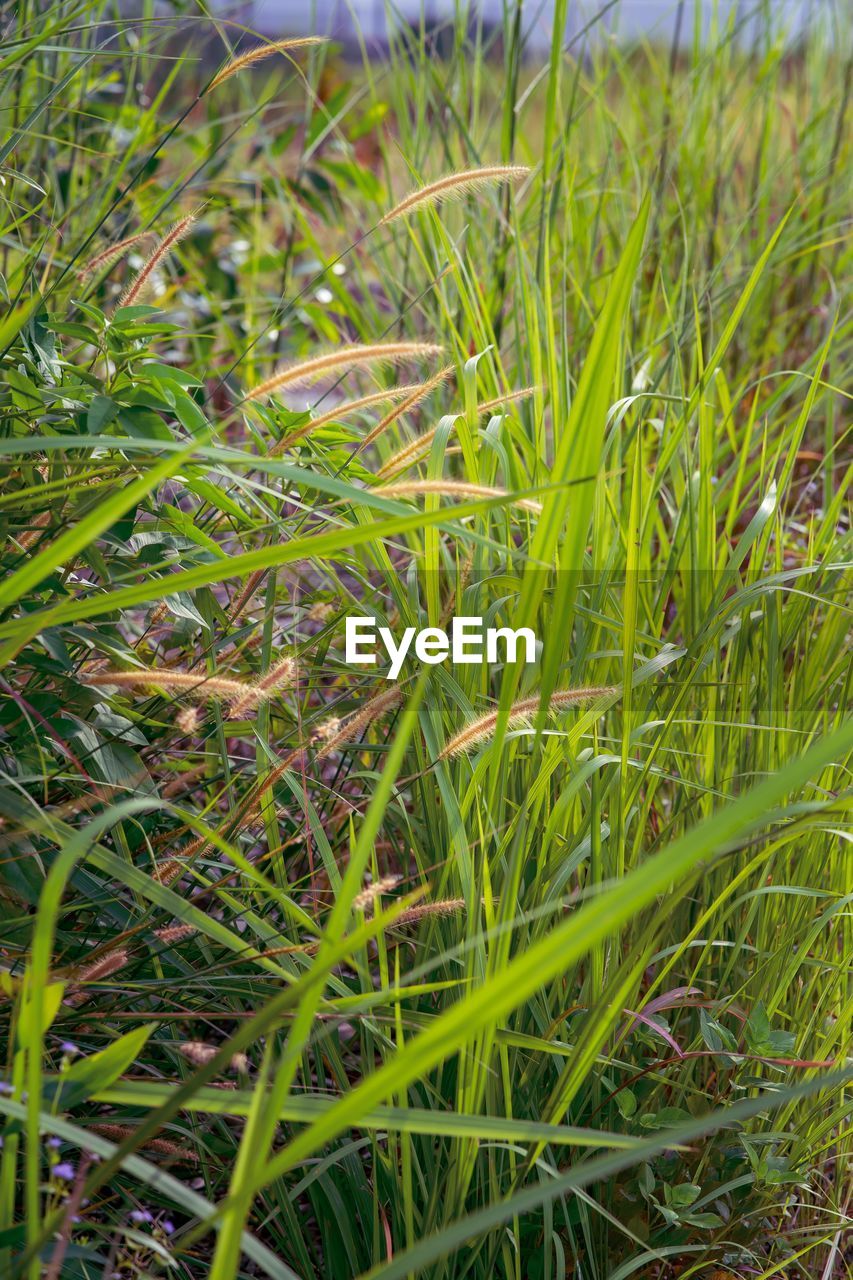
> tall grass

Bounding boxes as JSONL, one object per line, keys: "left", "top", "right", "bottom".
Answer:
{"left": 0, "top": 2, "right": 850, "bottom": 1278}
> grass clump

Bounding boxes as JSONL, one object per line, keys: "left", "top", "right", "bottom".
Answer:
{"left": 0, "top": 3, "right": 850, "bottom": 1279}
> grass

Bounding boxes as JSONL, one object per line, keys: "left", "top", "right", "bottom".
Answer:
{"left": 0, "top": 1, "right": 851, "bottom": 1277}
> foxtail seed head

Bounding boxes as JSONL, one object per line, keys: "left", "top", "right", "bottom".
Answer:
{"left": 373, "top": 479, "right": 542, "bottom": 516}
{"left": 152, "top": 858, "right": 187, "bottom": 886}
{"left": 440, "top": 687, "right": 616, "bottom": 760}
{"left": 175, "top": 706, "right": 202, "bottom": 736}
{"left": 65, "top": 949, "right": 130, "bottom": 1004}
{"left": 395, "top": 899, "right": 467, "bottom": 925}
{"left": 381, "top": 166, "right": 529, "bottom": 224}
{"left": 315, "top": 687, "right": 402, "bottom": 759}
{"left": 227, "top": 657, "right": 296, "bottom": 718}
{"left": 359, "top": 365, "right": 454, "bottom": 449}
{"left": 178, "top": 1041, "right": 248, "bottom": 1074}
{"left": 13, "top": 509, "right": 51, "bottom": 551}
{"left": 78, "top": 230, "right": 151, "bottom": 279}
{"left": 118, "top": 212, "right": 196, "bottom": 309}
{"left": 72, "top": 948, "right": 129, "bottom": 982}
{"left": 246, "top": 343, "right": 443, "bottom": 402}
{"left": 377, "top": 387, "right": 536, "bottom": 480}
{"left": 353, "top": 875, "right": 403, "bottom": 912}
{"left": 208, "top": 37, "right": 325, "bottom": 91}
{"left": 154, "top": 922, "right": 198, "bottom": 945}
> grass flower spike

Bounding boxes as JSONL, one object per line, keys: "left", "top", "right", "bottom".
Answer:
{"left": 118, "top": 211, "right": 196, "bottom": 308}
{"left": 246, "top": 342, "right": 443, "bottom": 401}
{"left": 315, "top": 686, "right": 402, "bottom": 759}
{"left": 359, "top": 365, "right": 454, "bottom": 448}
{"left": 352, "top": 875, "right": 402, "bottom": 911}
{"left": 4, "top": 6, "right": 848, "bottom": 1270}
{"left": 208, "top": 38, "right": 325, "bottom": 91}
{"left": 440, "top": 687, "right": 616, "bottom": 760}
{"left": 381, "top": 165, "right": 530, "bottom": 224}
{"left": 78, "top": 229, "right": 152, "bottom": 279}
{"left": 154, "top": 922, "right": 198, "bottom": 945}
{"left": 228, "top": 657, "right": 296, "bottom": 717}
{"left": 83, "top": 665, "right": 292, "bottom": 717}
{"left": 373, "top": 479, "right": 543, "bottom": 515}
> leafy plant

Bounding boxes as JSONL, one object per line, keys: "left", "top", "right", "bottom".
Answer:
{"left": 0, "top": 2, "right": 850, "bottom": 1278}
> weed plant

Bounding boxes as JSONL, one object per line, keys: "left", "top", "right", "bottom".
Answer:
{"left": 0, "top": 2, "right": 850, "bottom": 1278}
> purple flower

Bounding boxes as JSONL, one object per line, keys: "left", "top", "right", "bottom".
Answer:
{"left": 52, "top": 1162, "right": 75, "bottom": 1181}
{"left": 60, "top": 1042, "right": 78, "bottom": 1056}
{"left": 130, "top": 1209, "right": 153, "bottom": 1224}
{"left": 46, "top": 1137, "right": 62, "bottom": 1150}
{"left": 162, "top": 1219, "right": 175, "bottom": 1235}
{"left": 0, "top": 1082, "right": 12, "bottom": 1096}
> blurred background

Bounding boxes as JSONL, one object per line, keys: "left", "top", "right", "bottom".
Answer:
{"left": 234, "top": 0, "right": 835, "bottom": 51}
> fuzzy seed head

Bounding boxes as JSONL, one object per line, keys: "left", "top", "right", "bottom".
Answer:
{"left": 316, "top": 687, "right": 402, "bottom": 759}
{"left": 308, "top": 601, "right": 335, "bottom": 623}
{"left": 395, "top": 899, "right": 467, "bottom": 925}
{"left": 208, "top": 37, "right": 325, "bottom": 91}
{"left": 152, "top": 859, "right": 186, "bottom": 886}
{"left": 359, "top": 366, "right": 454, "bottom": 449}
{"left": 118, "top": 212, "right": 196, "bottom": 309}
{"left": 175, "top": 706, "right": 201, "bottom": 736}
{"left": 14, "top": 510, "right": 51, "bottom": 551}
{"left": 246, "top": 343, "right": 443, "bottom": 402}
{"left": 71, "top": 949, "right": 129, "bottom": 984}
{"left": 83, "top": 666, "right": 251, "bottom": 704}
{"left": 353, "top": 875, "right": 402, "bottom": 911}
{"left": 373, "top": 479, "right": 543, "bottom": 516}
{"left": 381, "top": 166, "right": 530, "bottom": 224}
{"left": 440, "top": 687, "right": 617, "bottom": 760}
{"left": 78, "top": 230, "right": 151, "bottom": 279}
{"left": 154, "top": 922, "right": 198, "bottom": 945}
{"left": 178, "top": 1040, "right": 218, "bottom": 1067}
{"left": 313, "top": 716, "right": 341, "bottom": 744}
{"left": 227, "top": 657, "right": 296, "bottom": 718}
